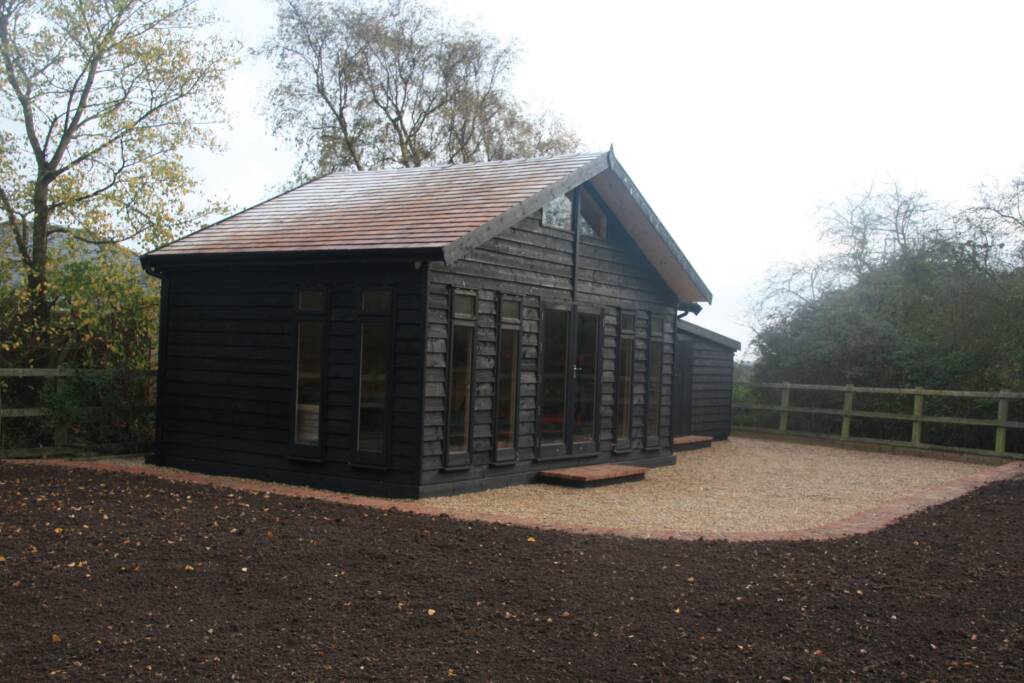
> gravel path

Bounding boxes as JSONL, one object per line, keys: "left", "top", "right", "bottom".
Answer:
{"left": 422, "top": 437, "right": 987, "bottom": 534}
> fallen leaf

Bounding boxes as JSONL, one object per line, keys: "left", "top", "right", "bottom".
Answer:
{"left": 184, "top": 565, "right": 195, "bottom": 572}
{"left": 0, "top": 555, "right": 6, "bottom": 562}
{"left": 51, "top": 633, "right": 61, "bottom": 645}
{"left": 426, "top": 608, "right": 436, "bottom": 616}
{"left": 526, "top": 536, "right": 536, "bottom": 543}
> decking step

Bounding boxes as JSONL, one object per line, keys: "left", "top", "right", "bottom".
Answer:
{"left": 672, "top": 435, "right": 714, "bottom": 452}
{"left": 537, "top": 464, "right": 648, "bottom": 488}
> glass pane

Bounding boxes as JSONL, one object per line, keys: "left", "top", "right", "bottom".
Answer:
{"left": 295, "top": 320, "right": 323, "bottom": 445}
{"left": 647, "top": 341, "right": 663, "bottom": 437}
{"left": 453, "top": 293, "right": 475, "bottom": 317}
{"left": 358, "top": 321, "right": 389, "bottom": 452}
{"left": 496, "top": 327, "right": 518, "bottom": 449}
{"left": 298, "top": 290, "right": 325, "bottom": 313}
{"left": 447, "top": 325, "right": 473, "bottom": 452}
{"left": 501, "top": 299, "right": 520, "bottom": 320}
{"left": 621, "top": 313, "right": 635, "bottom": 333}
{"left": 651, "top": 315, "right": 665, "bottom": 339}
{"left": 542, "top": 194, "right": 572, "bottom": 231}
{"left": 579, "top": 189, "right": 607, "bottom": 238}
{"left": 616, "top": 337, "right": 634, "bottom": 441}
{"left": 541, "top": 308, "right": 569, "bottom": 444}
{"left": 573, "top": 314, "right": 598, "bottom": 442}
{"left": 361, "top": 290, "right": 391, "bottom": 314}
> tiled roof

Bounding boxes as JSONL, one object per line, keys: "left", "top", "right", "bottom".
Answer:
{"left": 144, "top": 150, "right": 713, "bottom": 303}
{"left": 148, "top": 153, "right": 606, "bottom": 256}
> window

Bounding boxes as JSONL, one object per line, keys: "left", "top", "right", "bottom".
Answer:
{"left": 501, "top": 299, "right": 520, "bottom": 321}
{"left": 357, "top": 290, "right": 391, "bottom": 453}
{"left": 541, "top": 308, "right": 569, "bottom": 445}
{"left": 541, "top": 194, "right": 572, "bottom": 231}
{"left": 578, "top": 188, "right": 607, "bottom": 239}
{"left": 572, "top": 313, "right": 599, "bottom": 443}
{"left": 293, "top": 289, "right": 326, "bottom": 448}
{"left": 495, "top": 296, "right": 520, "bottom": 453}
{"left": 447, "top": 292, "right": 475, "bottom": 454}
{"left": 646, "top": 314, "right": 666, "bottom": 446}
{"left": 294, "top": 320, "right": 324, "bottom": 445}
{"left": 621, "top": 313, "right": 635, "bottom": 333}
{"left": 647, "top": 341, "right": 663, "bottom": 439}
{"left": 615, "top": 310, "right": 635, "bottom": 447}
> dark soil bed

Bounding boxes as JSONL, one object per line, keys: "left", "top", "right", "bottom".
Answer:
{"left": 1, "top": 463, "right": 1022, "bottom": 680}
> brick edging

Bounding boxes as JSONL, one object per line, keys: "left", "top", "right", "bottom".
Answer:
{"left": 4, "top": 457, "right": 1023, "bottom": 542}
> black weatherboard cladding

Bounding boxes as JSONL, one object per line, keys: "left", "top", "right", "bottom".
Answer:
{"left": 422, "top": 196, "right": 678, "bottom": 496}
{"left": 154, "top": 262, "right": 426, "bottom": 497}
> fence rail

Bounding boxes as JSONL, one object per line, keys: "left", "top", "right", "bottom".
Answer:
{"left": 733, "top": 381, "right": 1022, "bottom": 459}
{"left": 0, "top": 367, "right": 156, "bottom": 457}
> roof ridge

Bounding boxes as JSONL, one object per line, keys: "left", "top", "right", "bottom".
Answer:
{"left": 319, "top": 151, "right": 605, "bottom": 178}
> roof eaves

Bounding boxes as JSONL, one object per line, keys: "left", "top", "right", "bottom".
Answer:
{"left": 440, "top": 153, "right": 610, "bottom": 265}
{"left": 606, "top": 150, "right": 714, "bottom": 303}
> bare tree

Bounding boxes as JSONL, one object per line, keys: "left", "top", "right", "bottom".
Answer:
{"left": 261, "top": 0, "right": 579, "bottom": 178}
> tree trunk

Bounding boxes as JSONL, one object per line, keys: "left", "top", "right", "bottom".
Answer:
{"left": 26, "top": 178, "right": 52, "bottom": 366}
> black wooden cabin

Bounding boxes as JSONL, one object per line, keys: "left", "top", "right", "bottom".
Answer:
{"left": 141, "top": 151, "right": 725, "bottom": 497}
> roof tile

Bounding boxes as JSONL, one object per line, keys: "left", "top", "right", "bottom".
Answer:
{"left": 150, "top": 153, "right": 605, "bottom": 256}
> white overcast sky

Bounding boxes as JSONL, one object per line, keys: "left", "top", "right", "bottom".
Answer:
{"left": 193, "top": 0, "right": 1024, "bottom": 353}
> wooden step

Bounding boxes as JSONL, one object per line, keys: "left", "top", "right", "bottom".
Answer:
{"left": 672, "top": 435, "right": 714, "bottom": 452}
{"left": 537, "top": 463, "right": 648, "bottom": 488}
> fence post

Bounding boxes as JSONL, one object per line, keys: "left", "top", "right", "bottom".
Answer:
{"left": 911, "top": 390, "right": 924, "bottom": 446}
{"left": 778, "top": 382, "right": 790, "bottom": 433}
{"left": 995, "top": 393, "right": 1009, "bottom": 455}
{"left": 841, "top": 385, "right": 854, "bottom": 439}
{"left": 53, "top": 374, "right": 68, "bottom": 449}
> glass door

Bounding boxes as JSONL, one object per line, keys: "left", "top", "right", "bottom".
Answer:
{"left": 540, "top": 307, "right": 600, "bottom": 458}
{"left": 571, "top": 313, "right": 599, "bottom": 453}
{"left": 540, "top": 308, "right": 569, "bottom": 458}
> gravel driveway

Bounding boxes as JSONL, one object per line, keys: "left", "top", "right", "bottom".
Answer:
{"left": 422, "top": 437, "right": 987, "bottom": 535}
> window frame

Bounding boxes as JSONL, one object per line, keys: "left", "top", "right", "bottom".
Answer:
{"left": 569, "top": 304, "right": 602, "bottom": 455}
{"left": 577, "top": 185, "right": 608, "bottom": 240}
{"left": 289, "top": 286, "right": 328, "bottom": 462}
{"left": 540, "top": 193, "right": 573, "bottom": 231}
{"left": 537, "top": 302, "right": 572, "bottom": 460}
{"left": 614, "top": 307, "right": 636, "bottom": 454}
{"left": 444, "top": 288, "right": 477, "bottom": 469}
{"left": 645, "top": 312, "right": 667, "bottom": 452}
{"left": 493, "top": 293, "right": 521, "bottom": 465}
{"left": 352, "top": 286, "right": 395, "bottom": 468}
{"left": 540, "top": 183, "right": 609, "bottom": 241}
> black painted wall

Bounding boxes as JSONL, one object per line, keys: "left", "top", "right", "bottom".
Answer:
{"left": 673, "top": 328, "right": 736, "bottom": 440}
{"left": 153, "top": 261, "right": 426, "bottom": 497}
{"left": 422, "top": 205, "right": 678, "bottom": 496}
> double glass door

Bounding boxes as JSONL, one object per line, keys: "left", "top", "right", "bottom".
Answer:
{"left": 541, "top": 307, "right": 599, "bottom": 458}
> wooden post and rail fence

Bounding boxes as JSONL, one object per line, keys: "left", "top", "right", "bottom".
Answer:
{"left": 733, "top": 382, "right": 1024, "bottom": 459}
{"left": 4, "top": 368, "right": 1022, "bottom": 460}
{"left": 0, "top": 367, "right": 155, "bottom": 458}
